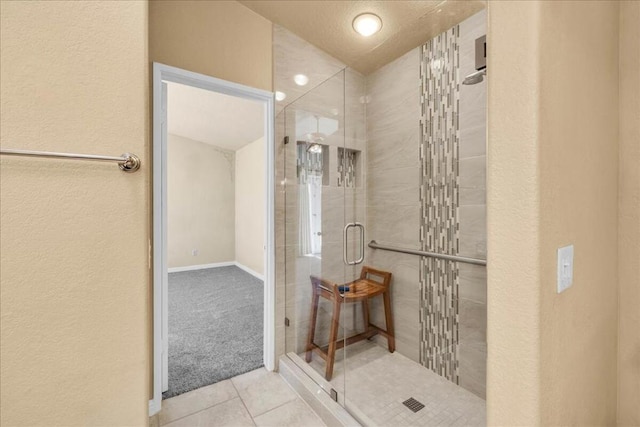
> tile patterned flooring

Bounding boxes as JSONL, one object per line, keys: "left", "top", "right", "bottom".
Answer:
{"left": 151, "top": 368, "right": 326, "bottom": 427}
{"left": 304, "top": 340, "right": 486, "bottom": 426}
{"left": 151, "top": 342, "right": 485, "bottom": 427}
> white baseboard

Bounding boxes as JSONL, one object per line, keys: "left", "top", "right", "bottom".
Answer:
{"left": 234, "top": 262, "right": 265, "bottom": 281}
{"left": 167, "top": 261, "right": 264, "bottom": 281}
{"left": 168, "top": 261, "right": 235, "bottom": 273}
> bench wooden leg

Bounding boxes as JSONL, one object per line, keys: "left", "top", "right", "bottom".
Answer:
{"left": 325, "top": 298, "right": 342, "bottom": 380}
{"left": 305, "top": 291, "right": 320, "bottom": 362}
{"left": 362, "top": 299, "right": 369, "bottom": 333}
{"left": 382, "top": 290, "right": 395, "bottom": 352}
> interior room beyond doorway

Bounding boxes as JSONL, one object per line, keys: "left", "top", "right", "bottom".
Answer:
{"left": 163, "top": 81, "right": 266, "bottom": 399}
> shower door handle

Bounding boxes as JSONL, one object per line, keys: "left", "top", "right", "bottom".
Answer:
{"left": 354, "top": 223, "right": 365, "bottom": 264}
{"left": 343, "top": 222, "right": 365, "bottom": 265}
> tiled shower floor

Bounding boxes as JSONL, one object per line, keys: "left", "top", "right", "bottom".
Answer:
{"left": 300, "top": 340, "right": 486, "bottom": 427}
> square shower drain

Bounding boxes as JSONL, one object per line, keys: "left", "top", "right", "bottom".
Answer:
{"left": 402, "top": 397, "right": 425, "bottom": 413}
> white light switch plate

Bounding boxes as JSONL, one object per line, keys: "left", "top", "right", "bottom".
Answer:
{"left": 557, "top": 245, "right": 574, "bottom": 293}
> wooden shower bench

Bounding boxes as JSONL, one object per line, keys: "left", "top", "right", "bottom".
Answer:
{"left": 305, "top": 266, "right": 395, "bottom": 380}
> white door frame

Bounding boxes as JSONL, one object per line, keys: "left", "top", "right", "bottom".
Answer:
{"left": 150, "top": 63, "right": 276, "bottom": 415}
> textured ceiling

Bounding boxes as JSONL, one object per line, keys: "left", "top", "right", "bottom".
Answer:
{"left": 167, "top": 82, "right": 264, "bottom": 151}
{"left": 239, "top": 0, "right": 485, "bottom": 75}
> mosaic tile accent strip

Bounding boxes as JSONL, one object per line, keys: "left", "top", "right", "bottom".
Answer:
{"left": 419, "top": 25, "right": 461, "bottom": 383}
{"left": 337, "top": 147, "right": 358, "bottom": 188}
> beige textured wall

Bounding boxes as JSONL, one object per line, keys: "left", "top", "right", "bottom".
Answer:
{"left": 486, "top": 1, "right": 541, "bottom": 423}
{"left": 235, "top": 137, "right": 265, "bottom": 276}
{"left": 167, "top": 134, "right": 235, "bottom": 269}
{"left": 618, "top": 1, "right": 640, "bottom": 425}
{"left": 149, "top": 0, "right": 272, "bottom": 92}
{"left": 488, "top": 1, "right": 622, "bottom": 425}
{"left": 0, "top": 1, "right": 149, "bottom": 426}
{"left": 538, "top": 2, "right": 619, "bottom": 424}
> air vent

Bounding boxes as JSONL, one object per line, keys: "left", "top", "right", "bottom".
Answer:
{"left": 402, "top": 397, "right": 425, "bottom": 413}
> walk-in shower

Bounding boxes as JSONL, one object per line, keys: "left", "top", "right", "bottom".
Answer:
{"left": 275, "top": 7, "right": 488, "bottom": 426}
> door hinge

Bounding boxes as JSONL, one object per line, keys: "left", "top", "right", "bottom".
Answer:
{"left": 284, "top": 317, "right": 290, "bottom": 327}
{"left": 330, "top": 388, "right": 338, "bottom": 402}
{"left": 284, "top": 136, "right": 290, "bottom": 145}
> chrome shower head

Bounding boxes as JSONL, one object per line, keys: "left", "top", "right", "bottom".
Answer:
{"left": 462, "top": 69, "right": 486, "bottom": 85}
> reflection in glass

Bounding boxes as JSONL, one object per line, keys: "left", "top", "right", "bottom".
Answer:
{"left": 297, "top": 140, "right": 324, "bottom": 256}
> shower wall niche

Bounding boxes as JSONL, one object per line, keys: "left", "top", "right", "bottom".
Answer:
{"left": 337, "top": 147, "right": 361, "bottom": 188}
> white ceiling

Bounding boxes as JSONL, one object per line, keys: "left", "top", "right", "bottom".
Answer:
{"left": 167, "top": 82, "right": 264, "bottom": 151}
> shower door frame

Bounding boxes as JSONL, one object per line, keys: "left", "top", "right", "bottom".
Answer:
{"left": 150, "top": 63, "right": 276, "bottom": 416}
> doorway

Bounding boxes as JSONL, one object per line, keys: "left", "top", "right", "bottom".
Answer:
{"left": 150, "top": 63, "right": 275, "bottom": 415}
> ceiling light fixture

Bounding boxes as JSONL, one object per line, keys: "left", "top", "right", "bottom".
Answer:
{"left": 352, "top": 13, "right": 382, "bottom": 37}
{"left": 275, "top": 91, "right": 287, "bottom": 101}
{"left": 293, "top": 74, "right": 309, "bottom": 86}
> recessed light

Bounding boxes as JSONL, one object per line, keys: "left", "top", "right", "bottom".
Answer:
{"left": 293, "top": 74, "right": 309, "bottom": 86}
{"left": 275, "top": 91, "right": 287, "bottom": 101}
{"left": 353, "top": 13, "right": 382, "bottom": 37}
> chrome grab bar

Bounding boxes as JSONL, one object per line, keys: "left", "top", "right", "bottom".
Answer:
{"left": 368, "top": 240, "right": 487, "bottom": 266}
{"left": 343, "top": 222, "right": 365, "bottom": 265}
{"left": 0, "top": 148, "right": 141, "bottom": 172}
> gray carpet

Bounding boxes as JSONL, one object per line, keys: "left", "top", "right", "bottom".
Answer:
{"left": 163, "top": 266, "right": 264, "bottom": 399}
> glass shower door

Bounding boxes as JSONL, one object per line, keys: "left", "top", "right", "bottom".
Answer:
{"left": 283, "top": 70, "right": 348, "bottom": 403}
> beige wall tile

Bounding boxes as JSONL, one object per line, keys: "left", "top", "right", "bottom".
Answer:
{"left": 459, "top": 155, "right": 487, "bottom": 206}
{"left": 459, "top": 299, "right": 487, "bottom": 344}
{"left": 367, "top": 205, "right": 420, "bottom": 247}
{"left": 460, "top": 84, "right": 487, "bottom": 132}
{"left": 458, "top": 264, "right": 487, "bottom": 305}
{"left": 367, "top": 124, "right": 421, "bottom": 171}
{"left": 460, "top": 125, "right": 486, "bottom": 159}
{"left": 459, "top": 205, "right": 487, "bottom": 259}
{"left": 366, "top": 166, "right": 420, "bottom": 207}
{"left": 274, "top": 25, "right": 344, "bottom": 115}
{"left": 458, "top": 340, "right": 487, "bottom": 399}
{"left": 366, "top": 49, "right": 420, "bottom": 122}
